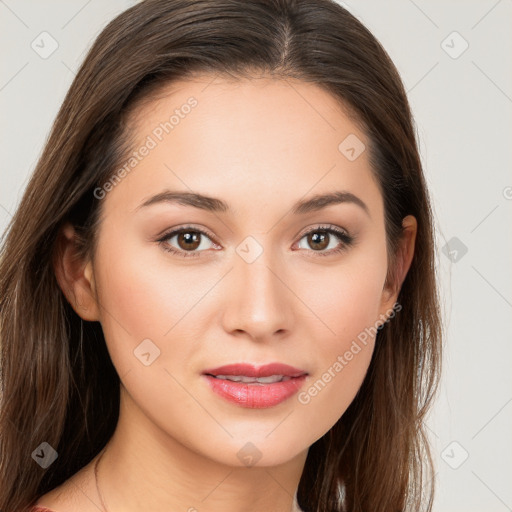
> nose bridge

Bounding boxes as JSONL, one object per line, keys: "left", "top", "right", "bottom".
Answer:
{"left": 221, "top": 235, "right": 293, "bottom": 339}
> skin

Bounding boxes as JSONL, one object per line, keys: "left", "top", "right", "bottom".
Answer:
{"left": 42, "top": 74, "right": 416, "bottom": 512}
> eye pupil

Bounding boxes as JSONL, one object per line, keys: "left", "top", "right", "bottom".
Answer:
{"left": 308, "top": 231, "right": 329, "bottom": 250}
{"left": 178, "top": 231, "right": 201, "bottom": 250}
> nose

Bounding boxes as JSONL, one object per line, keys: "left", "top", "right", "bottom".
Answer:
{"left": 220, "top": 243, "right": 295, "bottom": 343}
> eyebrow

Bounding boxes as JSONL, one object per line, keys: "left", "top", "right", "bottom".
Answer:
{"left": 136, "top": 190, "right": 370, "bottom": 217}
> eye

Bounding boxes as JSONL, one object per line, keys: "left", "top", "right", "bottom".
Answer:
{"left": 295, "top": 225, "right": 354, "bottom": 257}
{"left": 157, "top": 226, "right": 218, "bottom": 258}
{"left": 157, "top": 224, "right": 354, "bottom": 259}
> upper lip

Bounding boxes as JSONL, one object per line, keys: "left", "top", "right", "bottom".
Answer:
{"left": 202, "top": 363, "right": 308, "bottom": 378}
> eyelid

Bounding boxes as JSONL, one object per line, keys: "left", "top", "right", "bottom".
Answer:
{"left": 156, "top": 224, "right": 218, "bottom": 244}
{"left": 295, "top": 223, "right": 350, "bottom": 240}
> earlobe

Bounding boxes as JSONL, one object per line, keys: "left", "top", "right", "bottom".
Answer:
{"left": 53, "top": 222, "right": 100, "bottom": 322}
{"left": 379, "top": 215, "right": 417, "bottom": 318}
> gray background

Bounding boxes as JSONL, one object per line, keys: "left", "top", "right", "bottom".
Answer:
{"left": 1, "top": 1, "right": 511, "bottom": 510}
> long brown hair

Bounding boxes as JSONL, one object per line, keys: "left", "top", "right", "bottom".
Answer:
{"left": 0, "top": 1, "right": 442, "bottom": 510}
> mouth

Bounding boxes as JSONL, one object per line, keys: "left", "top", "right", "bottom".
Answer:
{"left": 201, "top": 363, "right": 308, "bottom": 408}
{"left": 207, "top": 374, "right": 295, "bottom": 383}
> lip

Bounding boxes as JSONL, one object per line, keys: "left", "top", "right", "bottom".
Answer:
{"left": 202, "top": 363, "right": 307, "bottom": 378}
{"left": 201, "top": 363, "right": 308, "bottom": 409}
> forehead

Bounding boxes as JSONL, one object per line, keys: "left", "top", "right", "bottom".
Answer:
{"left": 101, "top": 74, "right": 383, "bottom": 222}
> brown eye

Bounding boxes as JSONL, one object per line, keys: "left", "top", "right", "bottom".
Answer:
{"left": 296, "top": 225, "right": 354, "bottom": 257}
{"left": 158, "top": 226, "right": 218, "bottom": 258}
{"left": 176, "top": 231, "right": 202, "bottom": 251}
{"left": 306, "top": 231, "right": 330, "bottom": 251}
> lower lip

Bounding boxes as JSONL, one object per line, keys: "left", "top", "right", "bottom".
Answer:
{"left": 202, "top": 375, "right": 307, "bottom": 408}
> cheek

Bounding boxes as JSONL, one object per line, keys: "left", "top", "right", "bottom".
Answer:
{"left": 92, "top": 234, "right": 199, "bottom": 375}
{"left": 294, "top": 256, "right": 386, "bottom": 429}
{"left": 299, "top": 247, "right": 387, "bottom": 345}
{"left": 297, "top": 343, "right": 374, "bottom": 439}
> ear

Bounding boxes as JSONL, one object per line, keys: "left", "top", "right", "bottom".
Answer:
{"left": 53, "top": 222, "right": 100, "bottom": 321}
{"left": 378, "top": 215, "right": 417, "bottom": 319}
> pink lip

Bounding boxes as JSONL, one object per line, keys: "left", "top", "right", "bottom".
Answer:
{"left": 202, "top": 363, "right": 307, "bottom": 378}
{"left": 202, "top": 363, "right": 308, "bottom": 409}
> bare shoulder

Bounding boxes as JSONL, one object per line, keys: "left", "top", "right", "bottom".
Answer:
{"left": 33, "top": 459, "right": 100, "bottom": 512}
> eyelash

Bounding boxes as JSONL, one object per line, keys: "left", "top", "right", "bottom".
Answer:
{"left": 156, "top": 224, "right": 354, "bottom": 259}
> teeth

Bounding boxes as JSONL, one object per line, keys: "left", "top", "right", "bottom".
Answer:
{"left": 214, "top": 374, "right": 291, "bottom": 384}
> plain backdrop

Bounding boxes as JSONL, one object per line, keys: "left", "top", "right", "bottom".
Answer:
{"left": 1, "top": 1, "right": 511, "bottom": 510}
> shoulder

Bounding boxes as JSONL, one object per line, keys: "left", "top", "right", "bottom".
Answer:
{"left": 32, "top": 457, "right": 99, "bottom": 512}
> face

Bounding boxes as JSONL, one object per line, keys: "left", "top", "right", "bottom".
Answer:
{"left": 64, "top": 75, "right": 411, "bottom": 468}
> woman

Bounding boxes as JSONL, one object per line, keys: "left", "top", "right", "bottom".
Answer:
{"left": 0, "top": 0, "right": 442, "bottom": 511}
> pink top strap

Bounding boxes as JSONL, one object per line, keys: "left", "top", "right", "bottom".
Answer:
{"left": 31, "top": 507, "right": 58, "bottom": 512}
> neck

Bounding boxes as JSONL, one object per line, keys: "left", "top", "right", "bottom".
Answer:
{"left": 96, "top": 385, "right": 306, "bottom": 512}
